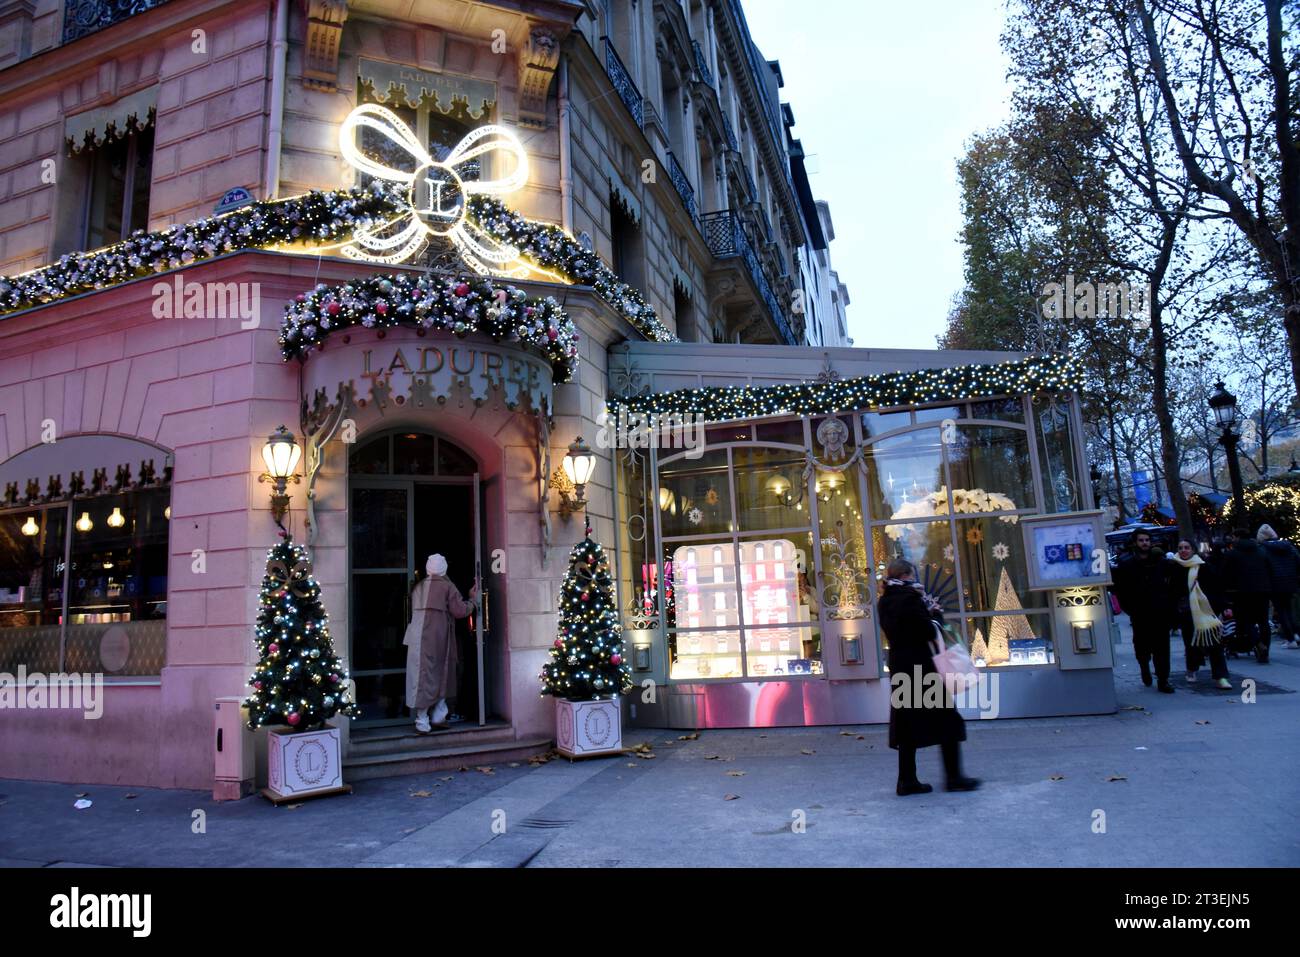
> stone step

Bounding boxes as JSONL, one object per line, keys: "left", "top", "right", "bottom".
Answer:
{"left": 343, "top": 737, "right": 554, "bottom": 781}
{"left": 349, "top": 720, "right": 515, "bottom": 756}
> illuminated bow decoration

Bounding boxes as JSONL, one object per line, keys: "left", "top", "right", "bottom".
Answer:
{"left": 267, "top": 559, "right": 314, "bottom": 598}
{"left": 338, "top": 104, "right": 529, "bottom": 273}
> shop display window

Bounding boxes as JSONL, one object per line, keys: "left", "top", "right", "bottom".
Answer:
{"left": 953, "top": 517, "right": 1048, "bottom": 615}
{"left": 0, "top": 507, "right": 67, "bottom": 673}
{"left": 733, "top": 446, "right": 808, "bottom": 532}
{"left": 815, "top": 465, "right": 869, "bottom": 621}
{"left": 945, "top": 424, "right": 1036, "bottom": 513}
{"left": 964, "top": 613, "right": 1056, "bottom": 667}
{"left": 658, "top": 448, "right": 731, "bottom": 538}
{"left": 1037, "top": 398, "right": 1082, "bottom": 513}
{"left": 864, "top": 429, "right": 946, "bottom": 521}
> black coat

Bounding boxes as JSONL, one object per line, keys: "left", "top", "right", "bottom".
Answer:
{"left": 1261, "top": 539, "right": 1300, "bottom": 593}
{"left": 1223, "top": 539, "right": 1273, "bottom": 596}
{"left": 878, "top": 583, "right": 965, "bottom": 751}
{"left": 1112, "top": 551, "right": 1176, "bottom": 622}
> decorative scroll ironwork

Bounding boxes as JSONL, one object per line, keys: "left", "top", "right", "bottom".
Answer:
{"left": 601, "top": 36, "right": 644, "bottom": 128}
{"left": 300, "top": 383, "right": 356, "bottom": 548}
{"left": 692, "top": 40, "right": 714, "bottom": 88}
{"left": 63, "top": 0, "right": 171, "bottom": 43}
{"left": 666, "top": 150, "right": 697, "bottom": 219}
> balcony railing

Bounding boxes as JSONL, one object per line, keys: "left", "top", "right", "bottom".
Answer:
{"left": 666, "top": 151, "right": 697, "bottom": 220}
{"left": 601, "top": 36, "right": 644, "bottom": 129}
{"left": 700, "top": 210, "right": 796, "bottom": 346}
{"left": 722, "top": 113, "right": 739, "bottom": 152}
{"left": 692, "top": 40, "right": 715, "bottom": 88}
{"left": 63, "top": 0, "right": 171, "bottom": 44}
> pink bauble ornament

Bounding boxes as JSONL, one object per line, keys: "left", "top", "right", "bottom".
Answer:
{"left": 268, "top": 643, "right": 279, "bottom": 655}
{"left": 326, "top": 302, "right": 340, "bottom": 315}
{"left": 376, "top": 301, "right": 388, "bottom": 315}
{"left": 455, "top": 282, "right": 470, "bottom": 297}
{"left": 611, "top": 654, "right": 622, "bottom": 666}
{"left": 287, "top": 712, "right": 301, "bottom": 726}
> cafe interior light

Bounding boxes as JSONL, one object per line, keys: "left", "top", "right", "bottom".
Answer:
{"left": 75, "top": 511, "right": 93, "bottom": 532}
{"left": 21, "top": 515, "right": 39, "bottom": 536}
{"left": 258, "top": 425, "right": 302, "bottom": 528}
{"left": 107, "top": 507, "right": 125, "bottom": 528}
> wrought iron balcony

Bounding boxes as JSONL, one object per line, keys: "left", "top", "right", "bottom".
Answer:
{"left": 666, "top": 151, "right": 697, "bottom": 220}
{"left": 63, "top": 0, "right": 171, "bottom": 44}
{"left": 692, "top": 40, "right": 715, "bottom": 88}
{"left": 700, "top": 210, "right": 796, "bottom": 346}
{"left": 722, "top": 114, "right": 739, "bottom": 152}
{"left": 601, "top": 36, "right": 644, "bottom": 129}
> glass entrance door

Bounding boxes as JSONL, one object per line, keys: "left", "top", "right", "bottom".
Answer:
{"left": 348, "top": 431, "right": 488, "bottom": 727}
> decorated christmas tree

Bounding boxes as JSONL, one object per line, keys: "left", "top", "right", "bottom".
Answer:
{"left": 541, "top": 521, "right": 633, "bottom": 700}
{"left": 244, "top": 535, "right": 359, "bottom": 729}
{"left": 985, "top": 567, "right": 1036, "bottom": 664}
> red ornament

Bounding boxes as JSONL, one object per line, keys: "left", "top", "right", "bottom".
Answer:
{"left": 330, "top": 674, "right": 339, "bottom": 683}
{"left": 326, "top": 302, "right": 340, "bottom": 316}
{"left": 287, "top": 712, "right": 301, "bottom": 727}
{"left": 611, "top": 654, "right": 622, "bottom": 666}
{"left": 546, "top": 327, "right": 558, "bottom": 341}
{"left": 554, "top": 638, "right": 564, "bottom": 648}
{"left": 376, "top": 301, "right": 388, "bottom": 315}
{"left": 455, "top": 282, "right": 470, "bottom": 297}
{"left": 268, "top": 642, "right": 280, "bottom": 655}
{"left": 254, "top": 681, "right": 263, "bottom": 690}
{"left": 295, "top": 293, "right": 306, "bottom": 303}
{"left": 581, "top": 592, "right": 589, "bottom": 601}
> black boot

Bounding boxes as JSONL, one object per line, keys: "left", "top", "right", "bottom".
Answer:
{"left": 1139, "top": 661, "right": 1152, "bottom": 685}
{"left": 896, "top": 746, "right": 931, "bottom": 796}
{"left": 1157, "top": 680, "right": 1175, "bottom": 693}
{"left": 896, "top": 780, "right": 934, "bottom": 796}
{"left": 941, "top": 740, "right": 981, "bottom": 792}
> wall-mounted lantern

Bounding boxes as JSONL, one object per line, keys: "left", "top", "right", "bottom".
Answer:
{"left": 550, "top": 436, "right": 595, "bottom": 520}
{"left": 258, "top": 425, "right": 302, "bottom": 527}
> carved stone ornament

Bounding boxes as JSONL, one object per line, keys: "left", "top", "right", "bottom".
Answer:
{"left": 518, "top": 27, "right": 561, "bottom": 129}
{"left": 301, "top": 0, "right": 348, "bottom": 91}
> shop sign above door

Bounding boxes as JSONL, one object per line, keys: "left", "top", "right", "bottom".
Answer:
{"left": 302, "top": 327, "right": 553, "bottom": 418}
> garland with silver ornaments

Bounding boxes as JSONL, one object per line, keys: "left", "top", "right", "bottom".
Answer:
{"left": 609, "top": 354, "right": 1085, "bottom": 422}
{"left": 280, "top": 273, "right": 580, "bottom": 381}
{"left": 0, "top": 185, "right": 403, "bottom": 317}
{"left": 468, "top": 195, "right": 677, "bottom": 343}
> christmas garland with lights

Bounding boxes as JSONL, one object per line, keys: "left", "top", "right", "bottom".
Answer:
{"left": 468, "top": 195, "right": 677, "bottom": 344}
{"left": 609, "top": 354, "right": 1085, "bottom": 422}
{"left": 0, "top": 185, "right": 403, "bottom": 317}
{"left": 280, "top": 273, "right": 580, "bottom": 381}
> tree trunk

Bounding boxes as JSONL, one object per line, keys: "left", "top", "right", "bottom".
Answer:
{"left": 1105, "top": 402, "right": 1128, "bottom": 522}
{"left": 1150, "top": 302, "right": 1195, "bottom": 540}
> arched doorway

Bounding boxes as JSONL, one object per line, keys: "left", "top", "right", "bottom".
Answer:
{"left": 348, "top": 430, "right": 488, "bottom": 726}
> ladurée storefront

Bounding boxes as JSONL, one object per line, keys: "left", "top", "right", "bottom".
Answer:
{"left": 0, "top": 98, "right": 1115, "bottom": 791}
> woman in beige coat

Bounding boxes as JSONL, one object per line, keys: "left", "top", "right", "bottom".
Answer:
{"left": 405, "top": 554, "right": 477, "bottom": 733}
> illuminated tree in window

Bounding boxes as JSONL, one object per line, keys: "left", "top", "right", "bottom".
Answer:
{"left": 985, "top": 568, "right": 1035, "bottom": 664}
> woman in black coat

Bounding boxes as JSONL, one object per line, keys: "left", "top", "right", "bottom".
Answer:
{"left": 877, "top": 558, "right": 979, "bottom": 796}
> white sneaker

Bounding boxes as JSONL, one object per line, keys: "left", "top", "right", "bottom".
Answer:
{"left": 414, "top": 711, "right": 431, "bottom": 733}
{"left": 431, "top": 699, "right": 449, "bottom": 725}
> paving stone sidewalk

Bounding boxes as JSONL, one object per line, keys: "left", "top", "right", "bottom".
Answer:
{"left": 2, "top": 632, "right": 1296, "bottom": 868}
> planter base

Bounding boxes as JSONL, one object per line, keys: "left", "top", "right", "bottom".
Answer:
{"left": 260, "top": 784, "right": 353, "bottom": 805}
{"left": 555, "top": 697, "right": 623, "bottom": 758}
{"left": 265, "top": 725, "right": 345, "bottom": 800}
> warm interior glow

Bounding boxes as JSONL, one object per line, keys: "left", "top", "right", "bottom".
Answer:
{"left": 75, "top": 511, "right": 93, "bottom": 532}
{"left": 107, "top": 507, "right": 125, "bottom": 528}
{"left": 562, "top": 438, "right": 596, "bottom": 489}
{"left": 262, "top": 429, "right": 302, "bottom": 479}
{"left": 20, "top": 515, "right": 38, "bottom": 536}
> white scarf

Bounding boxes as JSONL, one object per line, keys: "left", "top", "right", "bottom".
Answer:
{"left": 1172, "top": 554, "right": 1221, "bottom": 646}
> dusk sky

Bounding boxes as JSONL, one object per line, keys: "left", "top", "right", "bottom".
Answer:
{"left": 744, "top": 0, "right": 1013, "bottom": 349}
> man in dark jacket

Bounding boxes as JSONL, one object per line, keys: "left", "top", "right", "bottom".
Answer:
{"left": 1111, "top": 529, "right": 1177, "bottom": 692}
{"left": 878, "top": 558, "right": 979, "bottom": 796}
{"left": 1223, "top": 527, "right": 1273, "bottom": 662}
{"left": 1257, "top": 524, "right": 1298, "bottom": 658}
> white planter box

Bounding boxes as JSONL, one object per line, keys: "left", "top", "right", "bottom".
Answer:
{"left": 265, "top": 725, "right": 345, "bottom": 801}
{"left": 555, "top": 697, "right": 622, "bottom": 758}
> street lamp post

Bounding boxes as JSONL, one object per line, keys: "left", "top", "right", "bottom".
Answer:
{"left": 1208, "top": 382, "right": 1246, "bottom": 521}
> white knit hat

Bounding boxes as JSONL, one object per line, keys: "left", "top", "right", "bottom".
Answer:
{"left": 426, "top": 554, "right": 448, "bottom": 576}
{"left": 1257, "top": 524, "right": 1279, "bottom": 542}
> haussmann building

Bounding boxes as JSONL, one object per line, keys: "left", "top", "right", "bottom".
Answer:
{"left": 0, "top": 0, "right": 1115, "bottom": 792}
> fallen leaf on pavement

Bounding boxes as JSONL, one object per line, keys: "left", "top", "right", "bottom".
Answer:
{"left": 75, "top": 792, "right": 88, "bottom": 798}
{"left": 284, "top": 803, "right": 304, "bottom": 810}
{"left": 1106, "top": 774, "right": 1127, "bottom": 782}
{"left": 634, "top": 751, "right": 656, "bottom": 760}
{"left": 409, "top": 790, "right": 434, "bottom": 798}
{"left": 1049, "top": 774, "right": 1065, "bottom": 781}
{"left": 678, "top": 732, "right": 700, "bottom": 741}
{"left": 800, "top": 749, "right": 816, "bottom": 755}
{"left": 123, "top": 793, "right": 137, "bottom": 799}
{"left": 475, "top": 766, "right": 495, "bottom": 775}
{"left": 726, "top": 770, "right": 746, "bottom": 777}
{"left": 1195, "top": 720, "right": 1211, "bottom": 725}
{"left": 457, "top": 766, "right": 469, "bottom": 772}
{"left": 626, "top": 763, "right": 638, "bottom": 768}
{"left": 438, "top": 776, "right": 453, "bottom": 781}
{"left": 839, "top": 730, "right": 856, "bottom": 736}
{"left": 723, "top": 793, "right": 740, "bottom": 801}
{"left": 1121, "top": 705, "right": 1145, "bottom": 712}
{"left": 508, "top": 763, "right": 520, "bottom": 768}
{"left": 704, "top": 754, "right": 723, "bottom": 761}
{"left": 856, "top": 735, "right": 865, "bottom": 740}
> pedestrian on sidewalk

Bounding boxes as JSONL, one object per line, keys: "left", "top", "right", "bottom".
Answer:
{"left": 1257, "top": 524, "right": 1299, "bottom": 652}
{"left": 878, "top": 558, "right": 980, "bottom": 796}
{"left": 1223, "top": 528, "right": 1273, "bottom": 663}
{"left": 1111, "top": 529, "right": 1177, "bottom": 693}
{"left": 1171, "top": 539, "right": 1232, "bottom": 689}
